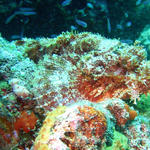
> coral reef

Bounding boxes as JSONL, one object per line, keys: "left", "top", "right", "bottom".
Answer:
{"left": 0, "top": 32, "right": 150, "bottom": 149}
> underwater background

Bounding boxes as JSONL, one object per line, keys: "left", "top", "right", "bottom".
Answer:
{"left": 0, "top": 0, "right": 150, "bottom": 150}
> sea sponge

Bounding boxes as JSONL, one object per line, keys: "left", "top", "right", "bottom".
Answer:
{"left": 12, "top": 84, "right": 30, "bottom": 98}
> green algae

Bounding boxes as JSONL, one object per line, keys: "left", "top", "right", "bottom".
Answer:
{"left": 105, "top": 129, "right": 129, "bottom": 150}
{"left": 136, "top": 93, "right": 150, "bottom": 113}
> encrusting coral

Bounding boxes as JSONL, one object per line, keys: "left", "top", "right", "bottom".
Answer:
{"left": 33, "top": 106, "right": 66, "bottom": 150}
{"left": 34, "top": 102, "right": 108, "bottom": 150}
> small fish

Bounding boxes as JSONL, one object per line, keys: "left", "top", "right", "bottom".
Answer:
{"left": 106, "top": 17, "right": 111, "bottom": 33}
{"left": 5, "top": 10, "right": 36, "bottom": 24}
{"left": 19, "top": 7, "right": 35, "bottom": 12}
{"left": 120, "top": 39, "right": 133, "bottom": 45}
{"left": 24, "top": 0, "right": 32, "bottom": 4}
{"left": 126, "top": 21, "right": 132, "bottom": 27}
{"left": 50, "top": 34, "right": 57, "bottom": 38}
{"left": 143, "top": 0, "right": 150, "bottom": 4}
{"left": 61, "top": 0, "right": 72, "bottom": 7}
{"left": 75, "top": 18, "right": 87, "bottom": 28}
{"left": 136, "top": 0, "right": 142, "bottom": 5}
{"left": 5, "top": 13, "right": 16, "bottom": 24}
{"left": 71, "top": 25, "right": 77, "bottom": 30}
{"left": 116, "top": 24, "right": 123, "bottom": 30}
{"left": 10, "top": 35, "right": 22, "bottom": 40}
{"left": 16, "top": 11, "right": 37, "bottom": 16}
{"left": 86, "top": 3, "right": 94, "bottom": 9}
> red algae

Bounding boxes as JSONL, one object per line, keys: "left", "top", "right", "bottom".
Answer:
{"left": 14, "top": 111, "right": 38, "bottom": 133}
